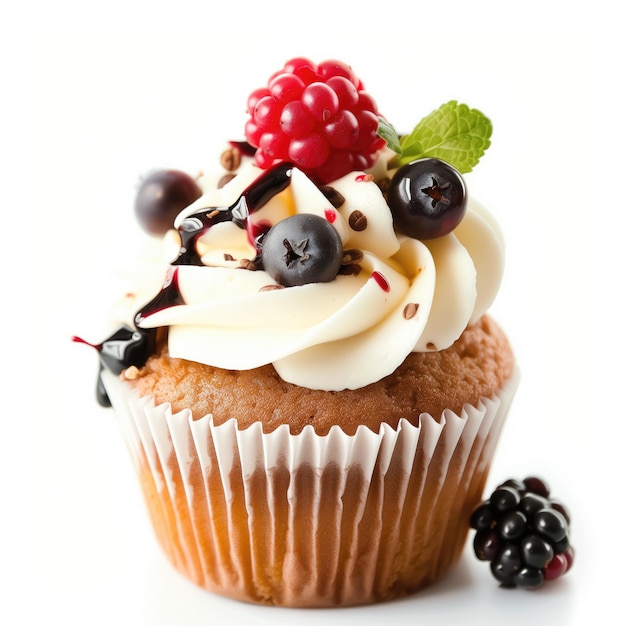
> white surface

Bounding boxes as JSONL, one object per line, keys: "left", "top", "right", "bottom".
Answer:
{"left": 4, "top": 3, "right": 623, "bottom": 624}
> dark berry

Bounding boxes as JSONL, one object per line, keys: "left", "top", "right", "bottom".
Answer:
{"left": 550, "top": 500, "right": 571, "bottom": 525}
{"left": 135, "top": 169, "right": 202, "bottom": 235}
{"left": 491, "top": 544, "right": 522, "bottom": 586}
{"left": 520, "top": 534, "right": 554, "bottom": 569}
{"left": 500, "top": 478, "right": 526, "bottom": 492}
{"left": 523, "top": 476, "right": 550, "bottom": 498}
{"left": 470, "top": 502, "right": 495, "bottom": 531}
{"left": 490, "top": 486, "right": 521, "bottom": 513}
{"left": 534, "top": 508, "right": 568, "bottom": 544}
{"left": 553, "top": 534, "right": 570, "bottom": 554}
{"left": 387, "top": 158, "right": 467, "bottom": 240}
{"left": 474, "top": 529, "right": 501, "bottom": 561}
{"left": 514, "top": 567, "right": 544, "bottom": 590}
{"left": 260, "top": 213, "right": 343, "bottom": 286}
{"left": 470, "top": 476, "right": 574, "bottom": 589}
{"left": 544, "top": 553, "right": 568, "bottom": 581}
{"left": 563, "top": 546, "right": 575, "bottom": 572}
{"left": 519, "top": 492, "right": 551, "bottom": 518}
{"left": 498, "top": 511, "right": 527, "bottom": 541}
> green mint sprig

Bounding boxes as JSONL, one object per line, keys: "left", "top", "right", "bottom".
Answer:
{"left": 377, "top": 100, "right": 492, "bottom": 173}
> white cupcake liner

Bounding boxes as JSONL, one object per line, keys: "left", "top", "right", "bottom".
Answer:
{"left": 102, "top": 368, "right": 519, "bottom": 606}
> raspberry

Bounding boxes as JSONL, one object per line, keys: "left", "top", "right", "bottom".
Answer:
{"left": 244, "top": 57, "right": 386, "bottom": 184}
{"left": 470, "top": 476, "right": 574, "bottom": 589}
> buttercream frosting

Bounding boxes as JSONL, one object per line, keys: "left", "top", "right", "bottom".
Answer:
{"left": 115, "top": 156, "right": 504, "bottom": 391}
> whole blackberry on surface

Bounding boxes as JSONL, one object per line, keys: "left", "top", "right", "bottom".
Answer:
{"left": 470, "top": 476, "right": 574, "bottom": 589}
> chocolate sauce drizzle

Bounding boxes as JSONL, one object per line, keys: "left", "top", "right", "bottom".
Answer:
{"left": 77, "top": 162, "right": 294, "bottom": 406}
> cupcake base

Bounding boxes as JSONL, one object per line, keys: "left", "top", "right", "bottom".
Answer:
{"left": 103, "top": 368, "right": 518, "bottom": 607}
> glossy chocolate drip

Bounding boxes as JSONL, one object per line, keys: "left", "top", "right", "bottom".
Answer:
{"left": 78, "top": 162, "right": 294, "bottom": 406}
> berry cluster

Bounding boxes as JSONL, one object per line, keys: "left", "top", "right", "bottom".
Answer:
{"left": 244, "top": 57, "right": 386, "bottom": 184}
{"left": 470, "top": 477, "right": 574, "bottom": 589}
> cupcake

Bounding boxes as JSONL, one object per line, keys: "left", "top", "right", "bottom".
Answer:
{"left": 77, "top": 57, "right": 517, "bottom": 607}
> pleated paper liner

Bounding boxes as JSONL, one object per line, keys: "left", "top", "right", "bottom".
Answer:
{"left": 102, "top": 368, "right": 519, "bottom": 607}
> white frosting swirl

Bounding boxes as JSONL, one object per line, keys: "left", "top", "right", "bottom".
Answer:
{"left": 128, "top": 160, "right": 504, "bottom": 391}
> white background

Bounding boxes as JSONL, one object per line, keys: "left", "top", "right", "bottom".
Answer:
{"left": 4, "top": 2, "right": 623, "bottom": 624}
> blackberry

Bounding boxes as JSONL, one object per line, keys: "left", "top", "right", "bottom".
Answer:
{"left": 470, "top": 476, "right": 574, "bottom": 589}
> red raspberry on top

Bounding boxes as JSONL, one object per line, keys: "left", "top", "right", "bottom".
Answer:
{"left": 244, "top": 57, "right": 387, "bottom": 184}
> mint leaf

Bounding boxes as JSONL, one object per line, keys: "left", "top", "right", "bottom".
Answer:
{"left": 397, "top": 101, "right": 492, "bottom": 173}
{"left": 376, "top": 117, "right": 402, "bottom": 154}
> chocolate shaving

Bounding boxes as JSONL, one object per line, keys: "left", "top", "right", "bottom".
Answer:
{"left": 338, "top": 263, "right": 362, "bottom": 276}
{"left": 239, "top": 258, "right": 258, "bottom": 271}
{"left": 228, "top": 140, "right": 256, "bottom": 157}
{"left": 259, "top": 284, "right": 285, "bottom": 292}
{"left": 342, "top": 248, "right": 364, "bottom": 264}
{"left": 224, "top": 253, "right": 235, "bottom": 261}
{"left": 348, "top": 210, "right": 368, "bottom": 232}
{"left": 426, "top": 342, "right": 437, "bottom": 350}
{"left": 403, "top": 303, "right": 419, "bottom": 320}
{"left": 320, "top": 185, "right": 345, "bottom": 208}
{"left": 217, "top": 173, "right": 236, "bottom": 189}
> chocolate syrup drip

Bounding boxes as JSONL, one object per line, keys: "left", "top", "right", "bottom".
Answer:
{"left": 173, "top": 161, "right": 292, "bottom": 266}
{"left": 134, "top": 266, "right": 185, "bottom": 327}
{"left": 82, "top": 162, "right": 294, "bottom": 406}
{"left": 228, "top": 140, "right": 257, "bottom": 157}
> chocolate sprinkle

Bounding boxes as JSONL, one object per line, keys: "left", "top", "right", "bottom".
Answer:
{"left": 348, "top": 210, "right": 368, "bottom": 232}
{"left": 338, "top": 263, "right": 362, "bottom": 276}
{"left": 259, "top": 284, "right": 285, "bottom": 292}
{"left": 342, "top": 248, "right": 364, "bottom": 264}
{"left": 426, "top": 342, "right": 437, "bottom": 350}
{"left": 320, "top": 185, "right": 345, "bottom": 209}
{"left": 239, "top": 258, "right": 258, "bottom": 271}
{"left": 403, "top": 302, "right": 419, "bottom": 320}
{"left": 217, "top": 173, "right": 237, "bottom": 189}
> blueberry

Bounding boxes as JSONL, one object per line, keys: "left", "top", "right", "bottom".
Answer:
{"left": 387, "top": 158, "right": 467, "bottom": 240}
{"left": 260, "top": 214, "right": 343, "bottom": 286}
